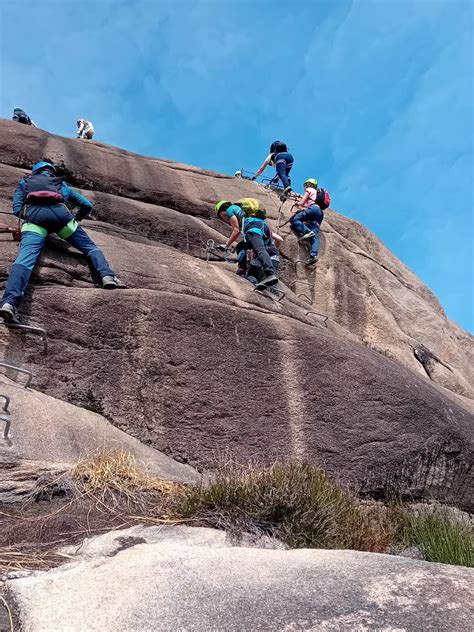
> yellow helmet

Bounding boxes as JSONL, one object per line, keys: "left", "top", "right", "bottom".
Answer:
{"left": 214, "top": 200, "right": 231, "bottom": 215}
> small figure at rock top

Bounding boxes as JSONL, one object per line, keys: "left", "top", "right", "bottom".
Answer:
{"left": 12, "top": 108, "right": 37, "bottom": 127}
{"left": 77, "top": 118, "right": 94, "bottom": 140}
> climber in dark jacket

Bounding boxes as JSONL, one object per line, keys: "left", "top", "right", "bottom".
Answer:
{"left": 0, "top": 161, "right": 126, "bottom": 325}
{"left": 253, "top": 140, "right": 294, "bottom": 195}
{"left": 12, "top": 108, "right": 37, "bottom": 127}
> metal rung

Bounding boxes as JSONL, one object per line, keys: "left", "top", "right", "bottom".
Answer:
{"left": 289, "top": 279, "right": 313, "bottom": 288}
{"left": 253, "top": 287, "right": 285, "bottom": 303}
{"left": 0, "top": 415, "right": 11, "bottom": 439}
{"left": 296, "top": 293, "right": 312, "bottom": 304}
{"left": 0, "top": 362, "right": 33, "bottom": 388}
{"left": 0, "top": 394, "right": 10, "bottom": 412}
{"left": 6, "top": 322, "right": 47, "bottom": 338}
{"left": 305, "top": 311, "right": 329, "bottom": 327}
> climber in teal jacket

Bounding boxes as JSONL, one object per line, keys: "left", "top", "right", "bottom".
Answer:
{"left": 0, "top": 161, "right": 126, "bottom": 325}
{"left": 214, "top": 199, "right": 279, "bottom": 288}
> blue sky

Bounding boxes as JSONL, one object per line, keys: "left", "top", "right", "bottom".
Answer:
{"left": 1, "top": 0, "right": 472, "bottom": 331}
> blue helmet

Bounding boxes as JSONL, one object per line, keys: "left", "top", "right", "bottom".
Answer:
{"left": 32, "top": 161, "right": 56, "bottom": 174}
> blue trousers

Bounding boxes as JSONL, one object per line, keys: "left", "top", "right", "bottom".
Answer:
{"left": 290, "top": 205, "right": 324, "bottom": 257}
{"left": 2, "top": 205, "right": 115, "bottom": 308}
{"left": 275, "top": 151, "right": 293, "bottom": 189}
{"left": 274, "top": 152, "right": 293, "bottom": 188}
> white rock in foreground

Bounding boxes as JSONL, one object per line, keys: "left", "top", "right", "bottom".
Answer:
{"left": 9, "top": 525, "right": 473, "bottom": 631}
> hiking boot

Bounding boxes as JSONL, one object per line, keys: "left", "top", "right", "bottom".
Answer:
{"left": 102, "top": 275, "right": 127, "bottom": 289}
{"left": 306, "top": 256, "right": 318, "bottom": 266}
{"left": 299, "top": 231, "right": 315, "bottom": 241}
{"left": 113, "top": 276, "right": 127, "bottom": 289}
{"left": 0, "top": 303, "right": 20, "bottom": 325}
{"left": 259, "top": 274, "right": 279, "bottom": 288}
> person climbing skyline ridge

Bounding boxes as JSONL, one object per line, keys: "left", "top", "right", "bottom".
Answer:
{"left": 12, "top": 108, "right": 37, "bottom": 127}
{"left": 77, "top": 118, "right": 94, "bottom": 140}
{"left": 253, "top": 141, "right": 293, "bottom": 197}
{"left": 0, "top": 161, "right": 126, "bottom": 325}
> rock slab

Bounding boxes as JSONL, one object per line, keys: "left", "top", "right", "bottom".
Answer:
{"left": 9, "top": 525, "right": 474, "bottom": 631}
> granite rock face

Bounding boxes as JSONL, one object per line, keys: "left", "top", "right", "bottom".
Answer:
{"left": 0, "top": 120, "right": 472, "bottom": 508}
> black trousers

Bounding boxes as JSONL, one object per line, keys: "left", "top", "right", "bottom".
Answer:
{"left": 244, "top": 232, "right": 274, "bottom": 276}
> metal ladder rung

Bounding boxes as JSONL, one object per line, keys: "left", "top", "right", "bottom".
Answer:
{"left": 0, "top": 362, "right": 33, "bottom": 389}
{"left": 0, "top": 414, "right": 11, "bottom": 439}
{"left": 0, "top": 394, "right": 10, "bottom": 412}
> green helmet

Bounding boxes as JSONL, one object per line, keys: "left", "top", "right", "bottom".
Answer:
{"left": 304, "top": 178, "right": 318, "bottom": 188}
{"left": 214, "top": 200, "right": 231, "bottom": 215}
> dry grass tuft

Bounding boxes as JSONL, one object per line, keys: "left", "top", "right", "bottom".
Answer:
{"left": 71, "top": 449, "right": 184, "bottom": 504}
{"left": 0, "top": 547, "right": 75, "bottom": 571}
{"left": 0, "top": 449, "right": 186, "bottom": 572}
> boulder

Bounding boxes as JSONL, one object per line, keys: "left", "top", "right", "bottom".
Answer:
{"left": 8, "top": 525, "right": 474, "bottom": 631}
{"left": 0, "top": 374, "right": 198, "bottom": 502}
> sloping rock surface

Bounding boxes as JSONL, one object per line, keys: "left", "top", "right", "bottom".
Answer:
{"left": 0, "top": 120, "right": 473, "bottom": 508}
{"left": 0, "top": 373, "right": 198, "bottom": 502}
{"left": 1, "top": 119, "right": 471, "bottom": 398}
{"left": 9, "top": 525, "right": 474, "bottom": 631}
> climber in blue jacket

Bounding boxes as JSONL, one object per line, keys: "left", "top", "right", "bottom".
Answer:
{"left": 0, "top": 161, "right": 126, "bottom": 325}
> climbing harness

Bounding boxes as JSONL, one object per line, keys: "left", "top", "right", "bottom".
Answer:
{"left": 0, "top": 361, "right": 34, "bottom": 440}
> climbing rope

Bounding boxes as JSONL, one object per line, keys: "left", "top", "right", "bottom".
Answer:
{"left": 277, "top": 202, "right": 299, "bottom": 231}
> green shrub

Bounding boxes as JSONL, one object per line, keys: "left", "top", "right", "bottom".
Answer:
{"left": 179, "top": 461, "right": 389, "bottom": 551}
{"left": 393, "top": 508, "right": 473, "bottom": 567}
